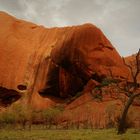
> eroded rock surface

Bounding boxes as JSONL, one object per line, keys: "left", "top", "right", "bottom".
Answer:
{"left": 1, "top": 12, "right": 140, "bottom": 128}
{"left": 0, "top": 12, "right": 131, "bottom": 107}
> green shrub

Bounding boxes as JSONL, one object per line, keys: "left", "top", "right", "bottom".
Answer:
{"left": 3, "top": 112, "right": 15, "bottom": 124}
{"left": 101, "top": 78, "right": 118, "bottom": 87}
{"left": 0, "top": 110, "right": 17, "bottom": 125}
{"left": 41, "top": 105, "right": 64, "bottom": 129}
{"left": 94, "top": 94, "right": 102, "bottom": 100}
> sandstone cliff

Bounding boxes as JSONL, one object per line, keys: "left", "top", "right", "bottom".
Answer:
{"left": 0, "top": 11, "right": 130, "bottom": 106}
{"left": 0, "top": 12, "right": 139, "bottom": 128}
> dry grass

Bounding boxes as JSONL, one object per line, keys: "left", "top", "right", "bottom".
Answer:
{"left": 0, "top": 128, "right": 140, "bottom": 140}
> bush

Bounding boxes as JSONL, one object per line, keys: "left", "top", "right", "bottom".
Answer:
{"left": 11, "top": 103, "right": 35, "bottom": 129}
{"left": 101, "top": 78, "right": 117, "bottom": 87}
{"left": 2, "top": 112, "right": 16, "bottom": 124}
{"left": 0, "top": 109, "right": 17, "bottom": 129}
{"left": 41, "top": 105, "right": 64, "bottom": 129}
{"left": 91, "top": 88, "right": 102, "bottom": 101}
{"left": 0, "top": 103, "right": 35, "bottom": 129}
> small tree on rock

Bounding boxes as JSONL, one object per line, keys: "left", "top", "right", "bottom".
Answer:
{"left": 117, "top": 49, "right": 140, "bottom": 134}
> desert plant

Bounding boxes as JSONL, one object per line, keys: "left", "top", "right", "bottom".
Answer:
{"left": 101, "top": 78, "right": 118, "bottom": 87}
{"left": 117, "top": 49, "right": 140, "bottom": 134}
{"left": 108, "top": 49, "right": 140, "bottom": 134}
{"left": 0, "top": 108, "right": 17, "bottom": 129}
{"left": 10, "top": 103, "right": 33, "bottom": 130}
{"left": 91, "top": 88, "right": 102, "bottom": 101}
{"left": 42, "top": 105, "right": 64, "bottom": 129}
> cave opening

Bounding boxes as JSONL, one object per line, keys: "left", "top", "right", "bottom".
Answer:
{"left": 0, "top": 86, "right": 21, "bottom": 106}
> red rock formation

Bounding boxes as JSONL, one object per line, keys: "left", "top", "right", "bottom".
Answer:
{"left": 0, "top": 12, "right": 140, "bottom": 128}
{"left": 0, "top": 11, "right": 130, "bottom": 108}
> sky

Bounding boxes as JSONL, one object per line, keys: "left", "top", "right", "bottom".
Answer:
{"left": 0, "top": 0, "right": 140, "bottom": 56}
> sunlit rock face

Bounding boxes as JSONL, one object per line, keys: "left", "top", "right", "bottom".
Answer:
{"left": 0, "top": 12, "right": 130, "bottom": 107}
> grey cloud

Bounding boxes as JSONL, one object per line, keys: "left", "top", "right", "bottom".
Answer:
{"left": 0, "top": 0, "right": 23, "bottom": 11}
{"left": 18, "top": 0, "right": 70, "bottom": 26}
{"left": 0, "top": 0, "right": 25, "bottom": 17}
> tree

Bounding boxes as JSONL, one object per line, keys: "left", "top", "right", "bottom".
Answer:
{"left": 107, "top": 49, "right": 140, "bottom": 134}
{"left": 117, "top": 49, "right": 140, "bottom": 134}
{"left": 118, "top": 93, "right": 140, "bottom": 134}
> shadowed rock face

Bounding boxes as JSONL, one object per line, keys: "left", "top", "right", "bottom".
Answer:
{"left": 0, "top": 86, "right": 21, "bottom": 106}
{"left": 0, "top": 12, "right": 130, "bottom": 107}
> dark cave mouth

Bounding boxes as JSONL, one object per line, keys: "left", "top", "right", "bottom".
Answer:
{"left": 38, "top": 56, "right": 106, "bottom": 100}
{"left": 0, "top": 86, "right": 21, "bottom": 106}
{"left": 38, "top": 74, "right": 104, "bottom": 100}
{"left": 38, "top": 85, "right": 84, "bottom": 99}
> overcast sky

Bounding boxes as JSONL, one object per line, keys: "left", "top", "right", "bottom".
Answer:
{"left": 0, "top": 0, "right": 139, "bottom": 56}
